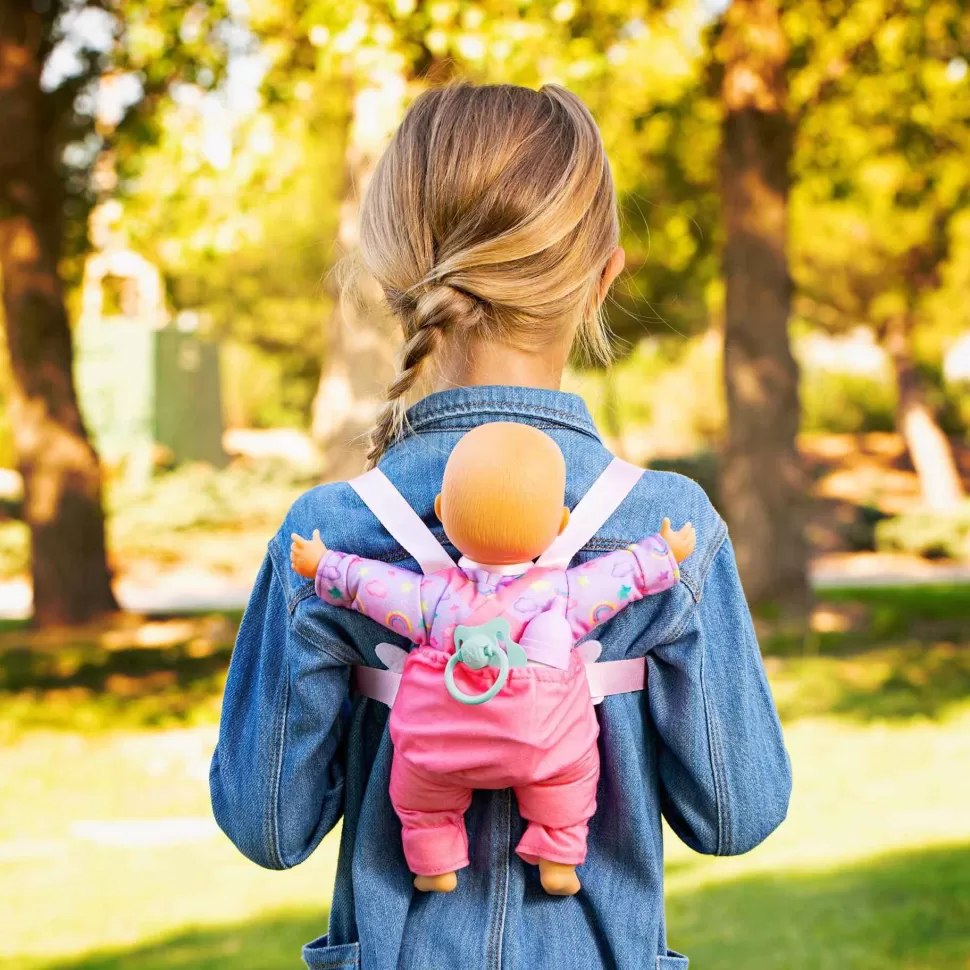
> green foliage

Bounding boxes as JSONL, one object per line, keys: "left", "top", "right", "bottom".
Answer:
{"left": 220, "top": 340, "right": 320, "bottom": 429}
{"left": 876, "top": 501, "right": 970, "bottom": 561}
{"left": 106, "top": 459, "right": 316, "bottom": 573}
{"left": 118, "top": 75, "right": 345, "bottom": 420}
{"left": 570, "top": 333, "right": 725, "bottom": 456}
{"left": 0, "top": 523, "right": 29, "bottom": 579}
{"left": 69, "top": 0, "right": 970, "bottom": 445}
{"left": 2, "top": 458, "right": 318, "bottom": 581}
{"left": 799, "top": 369, "right": 897, "bottom": 433}
{"left": 788, "top": 0, "right": 970, "bottom": 343}
{"left": 40, "top": 2, "right": 237, "bottom": 283}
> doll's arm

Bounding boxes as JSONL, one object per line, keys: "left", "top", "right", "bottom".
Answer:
{"left": 564, "top": 533, "right": 683, "bottom": 639}
{"left": 315, "top": 549, "right": 430, "bottom": 645}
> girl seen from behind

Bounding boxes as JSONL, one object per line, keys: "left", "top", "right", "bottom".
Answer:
{"left": 211, "top": 83, "right": 791, "bottom": 970}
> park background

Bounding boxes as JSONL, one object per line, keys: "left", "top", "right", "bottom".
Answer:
{"left": 1, "top": 0, "right": 970, "bottom": 968}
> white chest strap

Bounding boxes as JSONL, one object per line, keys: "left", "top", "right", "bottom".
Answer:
{"left": 352, "top": 650, "right": 647, "bottom": 708}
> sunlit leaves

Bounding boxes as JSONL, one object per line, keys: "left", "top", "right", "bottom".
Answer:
{"left": 789, "top": 0, "right": 970, "bottom": 358}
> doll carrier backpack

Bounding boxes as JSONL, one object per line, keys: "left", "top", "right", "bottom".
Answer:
{"left": 347, "top": 457, "right": 651, "bottom": 707}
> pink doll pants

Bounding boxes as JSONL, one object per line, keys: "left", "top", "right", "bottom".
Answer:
{"left": 388, "top": 648, "right": 600, "bottom": 877}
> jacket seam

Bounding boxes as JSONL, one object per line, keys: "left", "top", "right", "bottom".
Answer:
{"left": 661, "top": 523, "right": 727, "bottom": 646}
{"left": 696, "top": 532, "right": 732, "bottom": 857}
{"left": 299, "top": 535, "right": 697, "bottom": 569}
{"left": 697, "top": 630, "right": 726, "bottom": 857}
{"left": 405, "top": 421, "right": 601, "bottom": 442}
{"left": 267, "top": 535, "right": 317, "bottom": 617}
{"left": 679, "top": 515, "right": 728, "bottom": 605}
{"left": 291, "top": 611, "right": 361, "bottom": 665}
{"left": 288, "top": 582, "right": 317, "bottom": 615}
{"left": 266, "top": 664, "right": 290, "bottom": 869}
{"left": 488, "top": 789, "right": 512, "bottom": 970}
{"left": 662, "top": 527, "right": 730, "bottom": 855}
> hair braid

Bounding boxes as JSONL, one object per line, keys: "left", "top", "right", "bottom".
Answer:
{"left": 366, "top": 286, "right": 482, "bottom": 466}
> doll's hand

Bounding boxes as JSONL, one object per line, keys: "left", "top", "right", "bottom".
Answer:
{"left": 660, "top": 518, "right": 695, "bottom": 564}
{"left": 290, "top": 529, "right": 327, "bottom": 579}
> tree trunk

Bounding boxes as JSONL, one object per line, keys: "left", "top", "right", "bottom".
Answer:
{"left": 717, "top": 0, "right": 809, "bottom": 610}
{"left": 886, "top": 317, "right": 965, "bottom": 510}
{"left": 0, "top": 5, "right": 117, "bottom": 625}
{"left": 310, "top": 78, "right": 399, "bottom": 481}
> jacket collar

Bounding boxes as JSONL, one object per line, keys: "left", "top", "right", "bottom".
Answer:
{"left": 403, "top": 385, "right": 601, "bottom": 441}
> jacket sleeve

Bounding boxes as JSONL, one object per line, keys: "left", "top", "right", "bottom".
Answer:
{"left": 646, "top": 535, "right": 792, "bottom": 856}
{"left": 209, "top": 551, "right": 350, "bottom": 869}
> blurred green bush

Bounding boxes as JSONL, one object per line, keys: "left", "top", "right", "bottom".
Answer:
{"left": 800, "top": 369, "right": 897, "bottom": 434}
{"left": 876, "top": 503, "right": 970, "bottom": 562}
{"left": 0, "top": 459, "right": 321, "bottom": 581}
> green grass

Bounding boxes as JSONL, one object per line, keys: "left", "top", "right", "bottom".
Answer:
{"left": 0, "top": 617, "right": 237, "bottom": 736}
{"left": 32, "top": 911, "right": 330, "bottom": 970}
{"left": 0, "top": 728, "right": 339, "bottom": 970}
{"left": 820, "top": 582, "right": 970, "bottom": 621}
{"left": 767, "top": 642, "right": 970, "bottom": 722}
{"left": 667, "top": 843, "right": 970, "bottom": 970}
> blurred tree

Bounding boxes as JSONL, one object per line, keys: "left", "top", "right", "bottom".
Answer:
{"left": 0, "top": 1, "right": 118, "bottom": 625}
{"left": 0, "top": 1, "right": 229, "bottom": 625}
{"left": 709, "top": 0, "right": 809, "bottom": 610}
{"left": 121, "top": 76, "right": 343, "bottom": 430}
{"left": 787, "top": 0, "right": 970, "bottom": 509}
{"left": 239, "top": 1, "right": 415, "bottom": 478}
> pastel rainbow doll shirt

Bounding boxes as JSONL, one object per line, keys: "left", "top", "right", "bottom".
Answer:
{"left": 315, "top": 534, "right": 681, "bottom": 668}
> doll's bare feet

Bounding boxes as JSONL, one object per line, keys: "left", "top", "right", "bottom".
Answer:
{"left": 538, "top": 860, "right": 581, "bottom": 896}
{"left": 413, "top": 871, "right": 458, "bottom": 893}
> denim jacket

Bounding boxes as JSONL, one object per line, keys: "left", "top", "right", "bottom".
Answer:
{"left": 210, "top": 385, "right": 792, "bottom": 970}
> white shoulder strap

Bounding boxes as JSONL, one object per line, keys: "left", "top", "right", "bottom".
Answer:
{"left": 535, "top": 458, "right": 644, "bottom": 569}
{"left": 349, "top": 468, "right": 455, "bottom": 575}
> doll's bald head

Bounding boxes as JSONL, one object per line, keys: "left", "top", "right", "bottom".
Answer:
{"left": 435, "top": 423, "right": 569, "bottom": 566}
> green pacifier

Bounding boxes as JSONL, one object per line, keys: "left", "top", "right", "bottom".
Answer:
{"left": 445, "top": 618, "right": 526, "bottom": 706}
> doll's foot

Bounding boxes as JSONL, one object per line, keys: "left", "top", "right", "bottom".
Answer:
{"left": 539, "top": 860, "right": 581, "bottom": 896}
{"left": 413, "top": 871, "right": 457, "bottom": 893}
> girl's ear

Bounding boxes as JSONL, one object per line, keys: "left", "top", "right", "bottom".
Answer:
{"left": 598, "top": 246, "right": 626, "bottom": 305}
{"left": 434, "top": 493, "right": 443, "bottom": 521}
{"left": 559, "top": 506, "right": 570, "bottom": 535}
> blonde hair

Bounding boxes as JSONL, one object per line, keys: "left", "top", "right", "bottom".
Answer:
{"left": 357, "top": 83, "right": 620, "bottom": 466}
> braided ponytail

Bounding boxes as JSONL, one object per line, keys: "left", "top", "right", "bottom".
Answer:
{"left": 356, "top": 83, "right": 619, "bottom": 465}
{"left": 367, "top": 286, "right": 483, "bottom": 465}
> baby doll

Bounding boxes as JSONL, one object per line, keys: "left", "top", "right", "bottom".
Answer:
{"left": 291, "top": 423, "right": 694, "bottom": 896}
